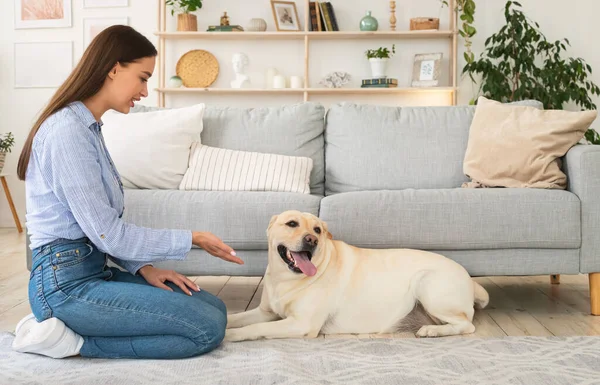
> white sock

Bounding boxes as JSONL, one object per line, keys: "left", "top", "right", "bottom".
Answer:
{"left": 12, "top": 316, "right": 84, "bottom": 359}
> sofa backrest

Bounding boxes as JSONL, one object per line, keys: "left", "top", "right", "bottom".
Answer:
{"left": 324, "top": 103, "right": 475, "bottom": 194}
{"left": 132, "top": 102, "right": 326, "bottom": 195}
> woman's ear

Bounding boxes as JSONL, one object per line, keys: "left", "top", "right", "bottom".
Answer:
{"left": 108, "top": 63, "right": 119, "bottom": 80}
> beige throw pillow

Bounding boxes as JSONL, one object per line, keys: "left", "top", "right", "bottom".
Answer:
{"left": 463, "top": 96, "right": 597, "bottom": 189}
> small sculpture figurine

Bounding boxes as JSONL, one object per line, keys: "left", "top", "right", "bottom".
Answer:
{"left": 319, "top": 71, "right": 351, "bottom": 88}
{"left": 231, "top": 52, "right": 251, "bottom": 89}
{"left": 220, "top": 12, "right": 230, "bottom": 26}
{"left": 390, "top": 1, "right": 396, "bottom": 31}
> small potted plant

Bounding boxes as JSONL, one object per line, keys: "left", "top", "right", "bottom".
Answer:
{"left": 0, "top": 132, "right": 15, "bottom": 174}
{"left": 166, "top": 0, "right": 203, "bottom": 32}
{"left": 365, "top": 44, "right": 395, "bottom": 78}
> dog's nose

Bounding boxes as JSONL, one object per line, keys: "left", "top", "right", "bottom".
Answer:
{"left": 304, "top": 234, "right": 318, "bottom": 246}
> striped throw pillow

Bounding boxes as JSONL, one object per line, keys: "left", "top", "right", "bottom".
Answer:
{"left": 179, "top": 143, "right": 313, "bottom": 194}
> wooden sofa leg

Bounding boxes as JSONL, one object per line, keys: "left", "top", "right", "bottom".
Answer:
{"left": 551, "top": 274, "right": 560, "bottom": 284}
{"left": 590, "top": 273, "right": 600, "bottom": 316}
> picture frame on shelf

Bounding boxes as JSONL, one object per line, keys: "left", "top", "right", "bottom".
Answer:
{"left": 83, "top": 0, "right": 128, "bottom": 8}
{"left": 84, "top": 17, "right": 129, "bottom": 48}
{"left": 270, "top": 1, "right": 301, "bottom": 31}
{"left": 411, "top": 52, "right": 443, "bottom": 87}
{"left": 14, "top": 41, "right": 73, "bottom": 88}
{"left": 14, "top": 0, "right": 72, "bottom": 29}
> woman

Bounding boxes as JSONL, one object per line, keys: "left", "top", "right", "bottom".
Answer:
{"left": 11, "top": 25, "right": 243, "bottom": 360}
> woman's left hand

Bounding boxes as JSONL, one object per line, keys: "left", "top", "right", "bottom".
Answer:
{"left": 138, "top": 266, "right": 200, "bottom": 296}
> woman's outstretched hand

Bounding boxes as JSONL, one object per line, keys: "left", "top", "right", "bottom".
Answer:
{"left": 139, "top": 266, "right": 201, "bottom": 296}
{"left": 192, "top": 231, "right": 244, "bottom": 265}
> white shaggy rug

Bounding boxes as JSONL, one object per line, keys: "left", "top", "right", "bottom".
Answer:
{"left": 1, "top": 332, "right": 599, "bottom": 385}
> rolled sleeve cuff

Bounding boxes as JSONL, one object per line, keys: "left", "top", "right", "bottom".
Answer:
{"left": 169, "top": 230, "right": 193, "bottom": 259}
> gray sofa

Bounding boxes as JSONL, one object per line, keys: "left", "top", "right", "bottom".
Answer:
{"left": 25, "top": 102, "right": 600, "bottom": 313}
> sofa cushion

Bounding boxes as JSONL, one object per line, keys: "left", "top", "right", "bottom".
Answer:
{"left": 131, "top": 102, "right": 326, "bottom": 195}
{"left": 123, "top": 190, "right": 322, "bottom": 250}
{"left": 324, "top": 101, "right": 544, "bottom": 195}
{"left": 319, "top": 189, "right": 580, "bottom": 250}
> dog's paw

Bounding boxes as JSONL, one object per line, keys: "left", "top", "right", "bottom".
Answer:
{"left": 416, "top": 325, "right": 440, "bottom": 338}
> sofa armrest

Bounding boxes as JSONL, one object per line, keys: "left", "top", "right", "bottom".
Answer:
{"left": 564, "top": 144, "right": 600, "bottom": 273}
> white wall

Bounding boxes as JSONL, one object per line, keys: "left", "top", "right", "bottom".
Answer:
{"left": 1, "top": 0, "right": 600, "bottom": 227}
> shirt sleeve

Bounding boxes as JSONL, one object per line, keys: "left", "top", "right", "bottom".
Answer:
{"left": 37, "top": 121, "right": 192, "bottom": 263}
{"left": 107, "top": 256, "right": 153, "bottom": 276}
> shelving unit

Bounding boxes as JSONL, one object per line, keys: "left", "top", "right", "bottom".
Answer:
{"left": 155, "top": 0, "right": 458, "bottom": 107}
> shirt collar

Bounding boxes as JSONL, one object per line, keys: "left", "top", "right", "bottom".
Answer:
{"left": 68, "top": 101, "right": 103, "bottom": 132}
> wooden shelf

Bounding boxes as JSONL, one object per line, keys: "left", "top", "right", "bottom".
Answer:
{"left": 154, "top": 30, "right": 454, "bottom": 41}
{"left": 155, "top": 0, "right": 459, "bottom": 106}
{"left": 155, "top": 87, "right": 456, "bottom": 94}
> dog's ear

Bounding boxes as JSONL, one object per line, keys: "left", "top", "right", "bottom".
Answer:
{"left": 320, "top": 219, "right": 333, "bottom": 240}
{"left": 266, "top": 214, "right": 278, "bottom": 235}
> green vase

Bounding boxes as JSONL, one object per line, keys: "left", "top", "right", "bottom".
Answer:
{"left": 360, "top": 11, "right": 378, "bottom": 31}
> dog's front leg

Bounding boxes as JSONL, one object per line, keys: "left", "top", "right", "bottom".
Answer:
{"left": 224, "top": 317, "right": 317, "bottom": 342}
{"left": 227, "top": 307, "right": 280, "bottom": 329}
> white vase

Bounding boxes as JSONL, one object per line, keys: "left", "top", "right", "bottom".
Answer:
{"left": 369, "top": 58, "right": 388, "bottom": 78}
{"left": 0, "top": 152, "right": 5, "bottom": 175}
{"left": 246, "top": 18, "right": 267, "bottom": 32}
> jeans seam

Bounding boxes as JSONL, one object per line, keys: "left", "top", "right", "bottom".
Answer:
{"left": 52, "top": 285, "right": 211, "bottom": 345}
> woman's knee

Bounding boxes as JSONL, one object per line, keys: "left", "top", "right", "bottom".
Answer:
{"left": 189, "top": 306, "right": 226, "bottom": 355}
{"left": 197, "top": 290, "right": 227, "bottom": 316}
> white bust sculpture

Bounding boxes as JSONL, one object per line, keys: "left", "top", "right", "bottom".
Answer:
{"left": 231, "top": 52, "right": 251, "bottom": 89}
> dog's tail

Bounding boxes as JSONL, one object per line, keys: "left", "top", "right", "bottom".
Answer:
{"left": 473, "top": 281, "right": 489, "bottom": 309}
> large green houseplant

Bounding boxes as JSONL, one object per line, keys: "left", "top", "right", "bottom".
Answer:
{"left": 440, "top": 0, "right": 477, "bottom": 64}
{"left": 462, "top": 1, "right": 600, "bottom": 144}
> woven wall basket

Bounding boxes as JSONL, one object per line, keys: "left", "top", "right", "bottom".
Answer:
{"left": 176, "top": 50, "right": 219, "bottom": 88}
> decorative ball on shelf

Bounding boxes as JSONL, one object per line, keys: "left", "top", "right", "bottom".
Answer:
{"left": 319, "top": 72, "right": 351, "bottom": 88}
{"left": 246, "top": 18, "right": 267, "bottom": 32}
{"left": 168, "top": 75, "right": 183, "bottom": 88}
{"left": 360, "top": 11, "right": 378, "bottom": 31}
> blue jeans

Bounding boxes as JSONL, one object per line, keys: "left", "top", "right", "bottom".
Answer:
{"left": 29, "top": 237, "right": 227, "bottom": 359}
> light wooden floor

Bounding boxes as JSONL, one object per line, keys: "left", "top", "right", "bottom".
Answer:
{"left": 1, "top": 228, "right": 599, "bottom": 338}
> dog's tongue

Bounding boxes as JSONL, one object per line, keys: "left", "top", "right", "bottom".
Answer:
{"left": 291, "top": 251, "right": 317, "bottom": 276}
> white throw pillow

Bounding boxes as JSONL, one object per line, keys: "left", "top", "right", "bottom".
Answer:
{"left": 101, "top": 104, "right": 204, "bottom": 189}
{"left": 179, "top": 143, "right": 313, "bottom": 194}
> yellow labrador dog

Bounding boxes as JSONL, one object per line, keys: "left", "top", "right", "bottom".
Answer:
{"left": 225, "top": 210, "right": 488, "bottom": 341}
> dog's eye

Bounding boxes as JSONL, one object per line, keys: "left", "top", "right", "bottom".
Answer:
{"left": 314, "top": 227, "right": 321, "bottom": 234}
{"left": 286, "top": 221, "right": 298, "bottom": 228}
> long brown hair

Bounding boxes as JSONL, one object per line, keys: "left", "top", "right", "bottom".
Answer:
{"left": 17, "top": 25, "right": 157, "bottom": 180}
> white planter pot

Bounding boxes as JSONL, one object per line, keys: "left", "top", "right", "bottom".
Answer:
{"left": 369, "top": 58, "right": 388, "bottom": 78}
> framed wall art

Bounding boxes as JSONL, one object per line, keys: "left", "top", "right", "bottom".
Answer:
{"left": 15, "top": 41, "right": 73, "bottom": 88}
{"left": 411, "top": 52, "right": 443, "bottom": 87}
{"left": 271, "top": 1, "right": 301, "bottom": 31}
{"left": 83, "top": 0, "right": 128, "bottom": 8}
{"left": 14, "top": 0, "right": 72, "bottom": 29}
{"left": 84, "top": 17, "right": 129, "bottom": 48}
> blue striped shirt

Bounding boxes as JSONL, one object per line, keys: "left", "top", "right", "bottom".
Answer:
{"left": 25, "top": 101, "right": 192, "bottom": 275}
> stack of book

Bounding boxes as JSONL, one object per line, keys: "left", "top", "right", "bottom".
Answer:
{"left": 309, "top": 2, "right": 339, "bottom": 31}
{"left": 206, "top": 25, "right": 244, "bottom": 32}
{"left": 361, "top": 78, "right": 399, "bottom": 88}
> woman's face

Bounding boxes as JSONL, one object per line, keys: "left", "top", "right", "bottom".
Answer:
{"left": 107, "top": 56, "right": 155, "bottom": 114}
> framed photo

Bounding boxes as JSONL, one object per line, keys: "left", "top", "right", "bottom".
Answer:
{"left": 411, "top": 53, "right": 443, "bottom": 87}
{"left": 15, "top": 41, "right": 73, "bottom": 88}
{"left": 84, "top": 17, "right": 128, "bottom": 48}
{"left": 270, "top": 1, "right": 301, "bottom": 32}
{"left": 14, "top": 0, "right": 72, "bottom": 29}
{"left": 83, "top": 0, "right": 128, "bottom": 7}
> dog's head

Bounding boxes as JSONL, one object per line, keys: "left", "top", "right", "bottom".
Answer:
{"left": 266, "top": 210, "right": 332, "bottom": 277}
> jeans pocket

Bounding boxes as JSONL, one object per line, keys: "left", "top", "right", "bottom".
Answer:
{"left": 29, "top": 265, "right": 52, "bottom": 321}
{"left": 52, "top": 242, "right": 94, "bottom": 268}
